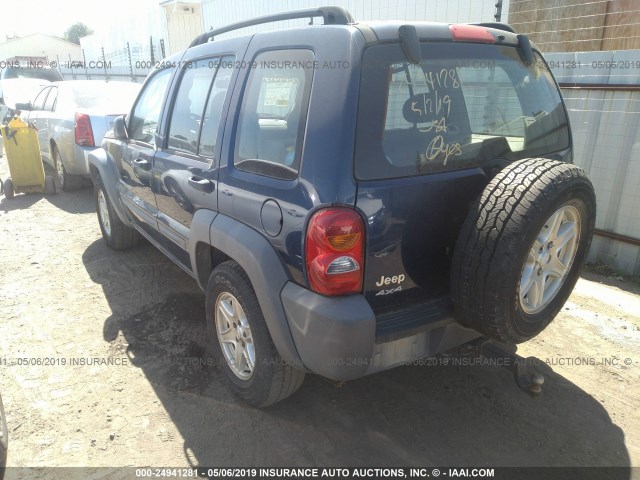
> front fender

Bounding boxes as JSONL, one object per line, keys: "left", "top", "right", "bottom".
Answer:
{"left": 88, "top": 147, "right": 132, "bottom": 227}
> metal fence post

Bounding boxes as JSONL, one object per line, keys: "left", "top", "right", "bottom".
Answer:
{"left": 101, "top": 47, "right": 108, "bottom": 82}
{"left": 82, "top": 49, "right": 89, "bottom": 80}
{"left": 127, "top": 42, "right": 134, "bottom": 82}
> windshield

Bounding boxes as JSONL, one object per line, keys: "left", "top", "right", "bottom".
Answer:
{"left": 355, "top": 43, "right": 570, "bottom": 180}
{"left": 1, "top": 67, "right": 63, "bottom": 82}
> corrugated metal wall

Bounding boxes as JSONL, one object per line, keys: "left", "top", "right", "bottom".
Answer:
{"left": 200, "top": 0, "right": 505, "bottom": 37}
{"left": 548, "top": 51, "right": 640, "bottom": 274}
{"left": 564, "top": 88, "right": 640, "bottom": 274}
{"left": 508, "top": 3, "right": 640, "bottom": 273}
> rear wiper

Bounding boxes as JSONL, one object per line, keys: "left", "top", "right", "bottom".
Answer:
{"left": 478, "top": 136, "right": 515, "bottom": 162}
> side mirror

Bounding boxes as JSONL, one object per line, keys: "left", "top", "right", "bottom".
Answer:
{"left": 15, "top": 102, "right": 32, "bottom": 111}
{"left": 113, "top": 115, "right": 128, "bottom": 141}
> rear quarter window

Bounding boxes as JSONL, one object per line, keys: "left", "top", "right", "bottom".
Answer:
{"left": 233, "top": 49, "right": 314, "bottom": 181}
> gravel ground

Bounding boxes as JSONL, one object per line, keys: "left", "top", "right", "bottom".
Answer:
{"left": 0, "top": 157, "right": 639, "bottom": 477}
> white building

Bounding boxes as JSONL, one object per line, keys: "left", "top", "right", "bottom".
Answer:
{"left": 0, "top": 33, "right": 81, "bottom": 63}
{"left": 79, "top": 0, "right": 204, "bottom": 68}
{"left": 200, "top": 0, "right": 511, "bottom": 38}
{"left": 77, "top": 0, "right": 510, "bottom": 69}
{"left": 80, "top": 6, "right": 168, "bottom": 66}
{"left": 161, "top": 1, "right": 203, "bottom": 55}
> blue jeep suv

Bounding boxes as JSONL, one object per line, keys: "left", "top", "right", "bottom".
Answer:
{"left": 89, "top": 7, "right": 596, "bottom": 406}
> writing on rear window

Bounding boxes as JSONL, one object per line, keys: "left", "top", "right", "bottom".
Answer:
{"left": 355, "top": 43, "right": 570, "bottom": 180}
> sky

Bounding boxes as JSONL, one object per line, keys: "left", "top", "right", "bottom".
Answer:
{"left": 0, "top": 0, "right": 160, "bottom": 40}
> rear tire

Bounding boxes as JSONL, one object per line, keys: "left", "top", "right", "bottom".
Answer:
{"left": 0, "top": 392, "right": 8, "bottom": 475}
{"left": 94, "top": 175, "right": 139, "bottom": 250}
{"left": 451, "top": 158, "right": 596, "bottom": 344}
{"left": 206, "top": 261, "right": 305, "bottom": 407}
{"left": 44, "top": 175, "right": 57, "bottom": 195}
{"left": 3, "top": 178, "right": 14, "bottom": 199}
{"left": 54, "top": 147, "right": 82, "bottom": 191}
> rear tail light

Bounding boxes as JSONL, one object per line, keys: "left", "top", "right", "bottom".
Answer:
{"left": 75, "top": 113, "right": 95, "bottom": 147}
{"left": 449, "top": 24, "right": 496, "bottom": 43}
{"left": 305, "top": 207, "right": 365, "bottom": 296}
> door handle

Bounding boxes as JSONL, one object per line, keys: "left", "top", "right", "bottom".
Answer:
{"left": 188, "top": 176, "right": 215, "bottom": 193}
{"left": 133, "top": 158, "right": 151, "bottom": 170}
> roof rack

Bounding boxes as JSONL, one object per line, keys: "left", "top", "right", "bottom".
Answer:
{"left": 470, "top": 22, "right": 516, "bottom": 34}
{"left": 189, "top": 6, "right": 354, "bottom": 48}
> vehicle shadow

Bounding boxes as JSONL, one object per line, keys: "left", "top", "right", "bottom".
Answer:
{"left": 45, "top": 187, "right": 95, "bottom": 214}
{"left": 83, "top": 239, "right": 631, "bottom": 473}
{"left": 581, "top": 270, "right": 640, "bottom": 297}
{"left": 0, "top": 186, "right": 93, "bottom": 214}
{"left": 0, "top": 193, "right": 41, "bottom": 211}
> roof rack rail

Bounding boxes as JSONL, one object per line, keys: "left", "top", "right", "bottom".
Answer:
{"left": 189, "top": 6, "right": 354, "bottom": 48}
{"left": 470, "top": 22, "right": 516, "bottom": 34}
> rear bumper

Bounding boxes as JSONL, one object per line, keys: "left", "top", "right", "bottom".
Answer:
{"left": 281, "top": 282, "right": 376, "bottom": 380}
{"left": 281, "top": 282, "right": 481, "bottom": 381}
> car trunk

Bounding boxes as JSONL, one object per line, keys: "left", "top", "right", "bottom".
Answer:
{"left": 353, "top": 39, "right": 571, "bottom": 340}
{"left": 88, "top": 114, "right": 121, "bottom": 146}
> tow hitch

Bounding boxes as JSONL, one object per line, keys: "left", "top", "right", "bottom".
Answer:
{"left": 460, "top": 338, "right": 545, "bottom": 396}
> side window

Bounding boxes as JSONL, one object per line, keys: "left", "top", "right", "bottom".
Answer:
{"left": 32, "top": 87, "right": 50, "bottom": 111}
{"left": 167, "top": 60, "right": 214, "bottom": 155}
{"left": 43, "top": 87, "right": 57, "bottom": 112}
{"left": 234, "top": 49, "right": 314, "bottom": 180}
{"left": 128, "top": 68, "right": 172, "bottom": 145}
{"left": 198, "top": 56, "right": 234, "bottom": 158}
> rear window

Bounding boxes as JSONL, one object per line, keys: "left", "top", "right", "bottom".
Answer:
{"left": 355, "top": 43, "right": 570, "bottom": 180}
{"left": 62, "top": 82, "right": 141, "bottom": 112}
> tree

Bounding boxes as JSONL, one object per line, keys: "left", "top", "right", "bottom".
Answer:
{"left": 64, "top": 23, "right": 94, "bottom": 45}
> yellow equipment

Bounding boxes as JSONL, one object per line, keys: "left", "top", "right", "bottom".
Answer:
{"left": 1, "top": 116, "right": 55, "bottom": 199}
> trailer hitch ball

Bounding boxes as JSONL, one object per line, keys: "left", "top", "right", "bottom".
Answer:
{"left": 529, "top": 373, "right": 545, "bottom": 395}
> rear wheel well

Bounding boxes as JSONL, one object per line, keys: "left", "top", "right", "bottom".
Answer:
{"left": 50, "top": 140, "right": 63, "bottom": 168}
{"left": 49, "top": 139, "right": 58, "bottom": 164}
{"left": 195, "top": 241, "right": 230, "bottom": 288}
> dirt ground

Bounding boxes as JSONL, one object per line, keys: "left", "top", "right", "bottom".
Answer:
{"left": 0, "top": 157, "right": 639, "bottom": 476}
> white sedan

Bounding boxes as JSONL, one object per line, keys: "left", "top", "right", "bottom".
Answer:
{"left": 21, "top": 80, "right": 141, "bottom": 191}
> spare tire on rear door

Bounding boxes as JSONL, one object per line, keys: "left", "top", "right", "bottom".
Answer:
{"left": 451, "top": 158, "right": 596, "bottom": 344}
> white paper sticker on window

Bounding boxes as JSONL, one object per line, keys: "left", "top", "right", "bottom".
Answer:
{"left": 263, "top": 79, "right": 296, "bottom": 107}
